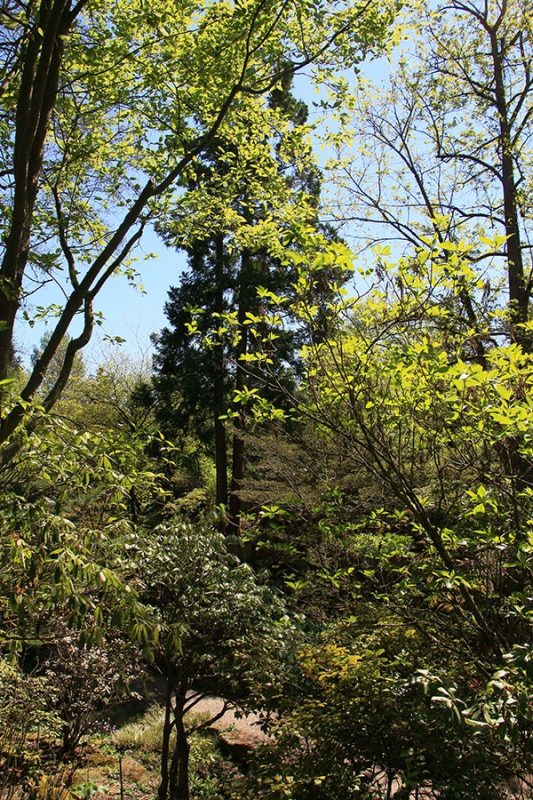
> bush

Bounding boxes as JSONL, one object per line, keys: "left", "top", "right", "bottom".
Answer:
{"left": 0, "top": 658, "right": 61, "bottom": 799}
{"left": 41, "top": 616, "right": 144, "bottom": 755}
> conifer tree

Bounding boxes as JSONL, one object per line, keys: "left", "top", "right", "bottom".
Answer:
{"left": 152, "top": 83, "right": 340, "bottom": 531}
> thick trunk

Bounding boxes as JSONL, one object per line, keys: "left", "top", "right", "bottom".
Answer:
{"left": 227, "top": 249, "right": 251, "bottom": 537}
{"left": 0, "top": 0, "right": 78, "bottom": 381}
{"left": 158, "top": 662, "right": 174, "bottom": 800}
{"left": 228, "top": 412, "right": 245, "bottom": 531}
{"left": 170, "top": 716, "right": 190, "bottom": 800}
{"left": 61, "top": 723, "right": 71, "bottom": 756}
{"left": 489, "top": 24, "right": 529, "bottom": 342}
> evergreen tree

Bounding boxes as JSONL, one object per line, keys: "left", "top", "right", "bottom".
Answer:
{"left": 152, "top": 84, "right": 342, "bottom": 531}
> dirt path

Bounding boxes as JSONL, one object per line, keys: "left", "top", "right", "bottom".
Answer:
{"left": 185, "top": 693, "right": 272, "bottom": 752}
{"left": 142, "top": 673, "right": 271, "bottom": 751}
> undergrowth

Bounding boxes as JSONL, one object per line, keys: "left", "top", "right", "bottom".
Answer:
{"left": 0, "top": 697, "right": 252, "bottom": 800}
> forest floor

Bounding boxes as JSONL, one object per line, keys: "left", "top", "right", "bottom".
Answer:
{"left": 6, "top": 684, "right": 445, "bottom": 799}
{"left": 32, "top": 695, "right": 268, "bottom": 800}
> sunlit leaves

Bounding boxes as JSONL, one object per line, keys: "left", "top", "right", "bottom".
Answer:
{"left": 1, "top": 0, "right": 398, "bottom": 440}
{"left": 325, "top": 0, "right": 533, "bottom": 339}
{"left": 0, "top": 409, "right": 164, "bottom": 653}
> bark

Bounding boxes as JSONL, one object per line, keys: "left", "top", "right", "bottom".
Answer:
{"left": 0, "top": 42, "right": 242, "bottom": 428}
{"left": 214, "top": 236, "right": 228, "bottom": 507}
{"left": 158, "top": 662, "right": 175, "bottom": 800}
{"left": 0, "top": 0, "right": 85, "bottom": 381}
{"left": 228, "top": 249, "right": 251, "bottom": 537}
{"left": 488, "top": 16, "right": 529, "bottom": 340}
{"left": 169, "top": 680, "right": 189, "bottom": 800}
{"left": 170, "top": 714, "right": 190, "bottom": 800}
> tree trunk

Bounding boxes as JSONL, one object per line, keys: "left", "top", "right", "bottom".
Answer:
{"left": 158, "top": 662, "right": 175, "bottom": 800}
{"left": 169, "top": 680, "right": 189, "bottom": 800}
{"left": 61, "top": 723, "right": 71, "bottom": 757}
{"left": 214, "top": 235, "right": 228, "bottom": 508}
{"left": 227, "top": 249, "right": 250, "bottom": 547}
{"left": 170, "top": 716, "right": 190, "bottom": 800}
{"left": 228, "top": 414, "right": 245, "bottom": 531}
{"left": 0, "top": 0, "right": 79, "bottom": 381}
{"left": 487, "top": 17, "right": 529, "bottom": 344}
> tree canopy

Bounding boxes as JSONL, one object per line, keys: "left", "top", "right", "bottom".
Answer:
{"left": 329, "top": 0, "right": 533, "bottom": 345}
{"left": 4, "top": 2, "right": 533, "bottom": 799}
{"left": 0, "top": 0, "right": 396, "bottom": 446}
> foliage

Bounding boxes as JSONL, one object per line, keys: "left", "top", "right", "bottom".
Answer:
{"left": 31, "top": 334, "right": 87, "bottom": 406}
{"left": 49, "top": 349, "right": 171, "bottom": 523}
{"left": 328, "top": 0, "right": 533, "bottom": 341}
{"left": 0, "top": 0, "right": 397, "bottom": 446}
{"left": 131, "top": 519, "right": 294, "bottom": 800}
{"left": 52, "top": 348, "right": 155, "bottom": 434}
{"left": 6, "top": 1, "right": 533, "bottom": 796}
{"left": 151, "top": 75, "right": 346, "bottom": 529}
{"left": 0, "top": 407, "right": 161, "bottom": 657}
{"left": 235, "top": 236, "right": 533, "bottom": 794}
{"left": 41, "top": 615, "right": 144, "bottom": 755}
{"left": 255, "top": 620, "right": 517, "bottom": 799}
{"left": 0, "top": 658, "right": 61, "bottom": 799}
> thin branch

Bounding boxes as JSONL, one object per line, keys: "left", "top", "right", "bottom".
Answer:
{"left": 52, "top": 183, "right": 79, "bottom": 289}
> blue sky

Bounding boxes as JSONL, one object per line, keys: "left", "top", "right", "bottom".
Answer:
{"left": 15, "top": 56, "right": 392, "bottom": 369}
{"left": 15, "top": 226, "right": 185, "bottom": 366}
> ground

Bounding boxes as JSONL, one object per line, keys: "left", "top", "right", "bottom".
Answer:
{"left": 26, "top": 694, "right": 270, "bottom": 800}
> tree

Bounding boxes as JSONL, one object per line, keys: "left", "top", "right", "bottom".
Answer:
{"left": 243, "top": 237, "right": 533, "bottom": 793}
{"left": 152, "top": 87, "right": 324, "bottom": 525}
{"left": 30, "top": 332, "right": 86, "bottom": 402}
{"left": 47, "top": 349, "right": 170, "bottom": 523}
{"left": 0, "top": 0, "right": 396, "bottom": 449}
{"left": 41, "top": 616, "right": 143, "bottom": 755}
{"left": 133, "top": 520, "right": 291, "bottom": 800}
{"left": 0, "top": 657, "right": 61, "bottom": 794}
{"left": 329, "top": 0, "right": 533, "bottom": 345}
{"left": 0, "top": 388, "right": 161, "bottom": 656}
{"left": 152, "top": 79, "right": 353, "bottom": 532}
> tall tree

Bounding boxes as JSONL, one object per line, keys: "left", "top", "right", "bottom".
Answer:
{"left": 0, "top": 0, "right": 396, "bottom": 449}
{"left": 245, "top": 238, "right": 533, "bottom": 794}
{"left": 329, "top": 0, "right": 533, "bottom": 346}
{"left": 152, "top": 84, "right": 343, "bottom": 529}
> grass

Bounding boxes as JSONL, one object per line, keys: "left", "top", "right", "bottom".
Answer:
{"left": 109, "top": 705, "right": 239, "bottom": 799}
{"left": 112, "top": 705, "right": 167, "bottom": 752}
{"left": 1, "top": 697, "right": 257, "bottom": 800}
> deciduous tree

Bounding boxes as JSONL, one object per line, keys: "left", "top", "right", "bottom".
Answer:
{"left": 245, "top": 237, "right": 533, "bottom": 793}
{"left": 0, "top": 0, "right": 396, "bottom": 449}
{"left": 134, "top": 520, "right": 291, "bottom": 800}
{"left": 329, "top": 0, "right": 533, "bottom": 344}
